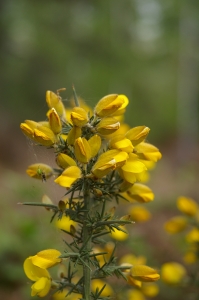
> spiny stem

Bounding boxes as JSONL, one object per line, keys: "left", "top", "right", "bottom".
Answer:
{"left": 82, "top": 180, "right": 91, "bottom": 300}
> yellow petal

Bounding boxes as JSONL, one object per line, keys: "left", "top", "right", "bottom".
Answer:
{"left": 34, "top": 126, "right": 56, "bottom": 146}
{"left": 55, "top": 215, "right": 77, "bottom": 231}
{"left": 164, "top": 216, "right": 187, "bottom": 234}
{"left": 109, "top": 135, "right": 134, "bottom": 153}
{"left": 54, "top": 166, "right": 81, "bottom": 188}
{"left": 31, "top": 249, "right": 61, "bottom": 269}
{"left": 126, "top": 126, "right": 150, "bottom": 146}
{"left": 136, "top": 142, "right": 162, "bottom": 162}
{"left": 126, "top": 183, "right": 154, "bottom": 203}
{"left": 56, "top": 153, "right": 77, "bottom": 169}
{"left": 88, "top": 135, "right": 101, "bottom": 158}
{"left": 96, "top": 117, "right": 120, "bottom": 135}
{"left": 67, "top": 126, "right": 82, "bottom": 145}
{"left": 46, "top": 90, "right": 66, "bottom": 118}
{"left": 130, "top": 265, "right": 160, "bottom": 282}
{"left": 70, "top": 107, "right": 88, "bottom": 127}
{"left": 23, "top": 257, "right": 50, "bottom": 281}
{"left": 110, "top": 226, "right": 128, "bottom": 241}
{"left": 95, "top": 94, "right": 125, "bottom": 117}
{"left": 31, "top": 277, "right": 51, "bottom": 297}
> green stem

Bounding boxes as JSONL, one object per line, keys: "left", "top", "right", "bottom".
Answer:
{"left": 82, "top": 180, "right": 91, "bottom": 300}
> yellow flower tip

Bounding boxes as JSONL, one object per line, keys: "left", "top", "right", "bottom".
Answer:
{"left": 54, "top": 166, "right": 81, "bottom": 188}
{"left": 31, "top": 277, "right": 51, "bottom": 297}
{"left": 130, "top": 265, "right": 160, "bottom": 282}
{"left": 74, "top": 137, "right": 91, "bottom": 163}
{"left": 48, "top": 108, "right": 62, "bottom": 134}
{"left": 129, "top": 205, "right": 151, "bottom": 222}
{"left": 26, "top": 163, "right": 53, "bottom": 180}
{"left": 31, "top": 249, "right": 62, "bottom": 269}
{"left": 164, "top": 216, "right": 187, "bottom": 234}
{"left": 46, "top": 90, "right": 66, "bottom": 118}
{"left": 96, "top": 117, "right": 120, "bottom": 135}
{"left": 161, "top": 262, "right": 186, "bottom": 285}
{"left": 126, "top": 126, "right": 150, "bottom": 146}
{"left": 177, "top": 196, "right": 198, "bottom": 216}
{"left": 70, "top": 107, "right": 88, "bottom": 127}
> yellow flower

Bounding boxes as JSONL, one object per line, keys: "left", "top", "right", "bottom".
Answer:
{"left": 94, "top": 94, "right": 128, "bottom": 117}
{"left": 91, "top": 279, "right": 113, "bottom": 297}
{"left": 119, "top": 153, "right": 147, "bottom": 184}
{"left": 46, "top": 90, "right": 66, "bottom": 118}
{"left": 67, "top": 126, "right": 82, "bottom": 145}
{"left": 56, "top": 153, "right": 77, "bottom": 169}
{"left": 164, "top": 216, "right": 187, "bottom": 234}
{"left": 91, "top": 149, "right": 128, "bottom": 178}
{"left": 70, "top": 107, "right": 88, "bottom": 127}
{"left": 130, "top": 265, "right": 160, "bottom": 282}
{"left": 96, "top": 117, "right": 120, "bottom": 135}
{"left": 126, "top": 183, "right": 154, "bottom": 203}
{"left": 109, "top": 135, "right": 134, "bottom": 153}
{"left": 74, "top": 137, "right": 91, "bottom": 163}
{"left": 23, "top": 257, "right": 51, "bottom": 297}
{"left": 136, "top": 142, "right": 162, "bottom": 162}
{"left": 183, "top": 251, "right": 197, "bottom": 264}
{"left": 109, "top": 226, "right": 128, "bottom": 241}
{"left": 55, "top": 215, "right": 77, "bottom": 231}
{"left": 177, "top": 196, "right": 198, "bottom": 216}
{"left": 186, "top": 227, "right": 199, "bottom": 243}
{"left": 161, "top": 262, "right": 186, "bottom": 285}
{"left": 34, "top": 125, "right": 56, "bottom": 146}
{"left": 48, "top": 108, "right": 62, "bottom": 134}
{"left": 54, "top": 166, "right": 81, "bottom": 188}
{"left": 31, "top": 249, "right": 62, "bottom": 269}
{"left": 126, "top": 126, "right": 150, "bottom": 146}
{"left": 26, "top": 163, "right": 53, "bottom": 180}
{"left": 129, "top": 205, "right": 151, "bottom": 222}
{"left": 141, "top": 283, "right": 159, "bottom": 297}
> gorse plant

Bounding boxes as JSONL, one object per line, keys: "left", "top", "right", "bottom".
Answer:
{"left": 20, "top": 88, "right": 161, "bottom": 299}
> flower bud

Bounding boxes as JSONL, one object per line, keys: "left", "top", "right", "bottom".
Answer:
{"left": 96, "top": 117, "right": 120, "bottom": 135}
{"left": 46, "top": 90, "right": 66, "bottom": 118}
{"left": 56, "top": 153, "right": 77, "bottom": 169}
{"left": 34, "top": 125, "right": 56, "bottom": 146}
{"left": 130, "top": 265, "right": 160, "bottom": 282}
{"left": 126, "top": 126, "right": 150, "bottom": 146}
{"left": 74, "top": 137, "right": 91, "bottom": 163}
{"left": 95, "top": 94, "right": 128, "bottom": 117}
{"left": 48, "top": 108, "right": 62, "bottom": 134}
{"left": 70, "top": 107, "right": 88, "bottom": 127}
{"left": 67, "top": 126, "right": 82, "bottom": 145}
{"left": 135, "top": 142, "right": 162, "bottom": 162}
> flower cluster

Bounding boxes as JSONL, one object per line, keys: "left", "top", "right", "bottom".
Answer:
{"left": 20, "top": 89, "right": 161, "bottom": 298}
{"left": 162, "top": 196, "right": 199, "bottom": 293}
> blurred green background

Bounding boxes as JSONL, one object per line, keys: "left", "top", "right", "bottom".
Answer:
{"left": 0, "top": 0, "right": 199, "bottom": 299}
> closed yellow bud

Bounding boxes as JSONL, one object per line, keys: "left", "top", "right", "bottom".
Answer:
{"left": 95, "top": 94, "right": 124, "bottom": 117}
{"left": 96, "top": 117, "right": 120, "bottom": 135}
{"left": 126, "top": 183, "right": 154, "bottom": 203}
{"left": 74, "top": 137, "right": 91, "bottom": 163}
{"left": 136, "top": 142, "right": 162, "bottom": 162}
{"left": 48, "top": 108, "right": 62, "bottom": 134}
{"left": 46, "top": 90, "right": 66, "bottom": 118}
{"left": 70, "top": 107, "right": 88, "bottom": 127}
